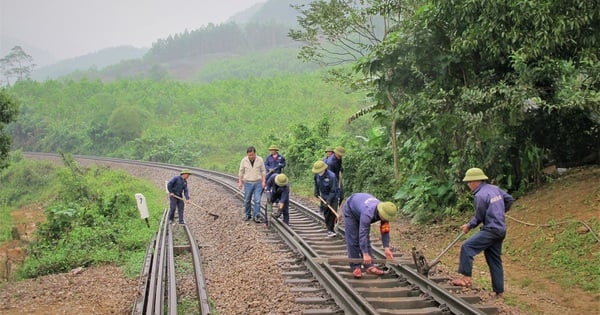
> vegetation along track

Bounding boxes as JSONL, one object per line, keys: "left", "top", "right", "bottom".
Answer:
{"left": 25, "top": 153, "right": 499, "bottom": 314}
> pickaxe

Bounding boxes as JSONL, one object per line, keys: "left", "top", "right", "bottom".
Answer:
{"left": 171, "top": 195, "right": 219, "bottom": 220}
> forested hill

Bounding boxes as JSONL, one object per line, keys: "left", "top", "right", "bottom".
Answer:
{"left": 34, "top": 0, "right": 314, "bottom": 82}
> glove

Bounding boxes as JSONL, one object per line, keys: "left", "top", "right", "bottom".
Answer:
{"left": 314, "top": 192, "right": 319, "bottom": 198}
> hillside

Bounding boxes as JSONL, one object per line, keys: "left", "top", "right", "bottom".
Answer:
{"left": 392, "top": 165, "right": 600, "bottom": 314}
{"left": 25, "top": 0, "right": 311, "bottom": 82}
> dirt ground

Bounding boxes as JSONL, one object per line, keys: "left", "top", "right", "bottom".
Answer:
{"left": 394, "top": 165, "right": 600, "bottom": 315}
{"left": 0, "top": 165, "right": 598, "bottom": 314}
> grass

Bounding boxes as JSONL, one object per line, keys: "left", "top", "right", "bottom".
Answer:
{"left": 0, "top": 157, "right": 167, "bottom": 280}
{"left": 0, "top": 207, "right": 12, "bottom": 242}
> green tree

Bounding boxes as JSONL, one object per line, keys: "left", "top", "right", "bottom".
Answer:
{"left": 290, "top": 0, "right": 422, "bottom": 180}
{"left": 0, "top": 46, "right": 35, "bottom": 86}
{"left": 0, "top": 89, "right": 20, "bottom": 169}
{"left": 107, "top": 106, "right": 150, "bottom": 141}
{"left": 292, "top": 0, "right": 599, "bottom": 222}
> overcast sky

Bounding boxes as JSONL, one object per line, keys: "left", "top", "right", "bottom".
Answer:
{"left": 1, "top": 0, "right": 265, "bottom": 61}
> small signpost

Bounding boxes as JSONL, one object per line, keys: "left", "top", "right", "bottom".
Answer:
{"left": 135, "top": 193, "right": 150, "bottom": 228}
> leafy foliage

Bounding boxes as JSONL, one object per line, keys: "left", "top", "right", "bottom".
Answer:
{"left": 5, "top": 0, "right": 599, "bottom": 226}
{"left": 7, "top": 72, "right": 364, "bottom": 171}
{"left": 293, "top": 0, "right": 599, "bottom": 222}
{"left": 0, "top": 89, "right": 20, "bottom": 170}
{"left": 5, "top": 155, "right": 166, "bottom": 278}
{"left": 195, "top": 48, "right": 319, "bottom": 83}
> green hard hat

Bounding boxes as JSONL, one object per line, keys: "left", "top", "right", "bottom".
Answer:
{"left": 275, "top": 174, "right": 288, "bottom": 186}
{"left": 311, "top": 160, "right": 328, "bottom": 174}
{"left": 377, "top": 202, "right": 397, "bottom": 221}
{"left": 334, "top": 146, "right": 346, "bottom": 157}
{"left": 462, "top": 168, "right": 488, "bottom": 182}
{"left": 268, "top": 144, "right": 279, "bottom": 151}
{"left": 180, "top": 169, "right": 191, "bottom": 175}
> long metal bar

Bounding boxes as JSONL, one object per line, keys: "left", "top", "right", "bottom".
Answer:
{"left": 184, "top": 225, "right": 212, "bottom": 314}
{"left": 153, "top": 212, "right": 168, "bottom": 314}
{"left": 145, "top": 210, "right": 168, "bottom": 314}
{"left": 167, "top": 224, "right": 177, "bottom": 314}
{"left": 131, "top": 232, "right": 156, "bottom": 315}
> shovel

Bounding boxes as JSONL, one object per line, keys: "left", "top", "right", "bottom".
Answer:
{"left": 172, "top": 195, "right": 219, "bottom": 220}
{"left": 412, "top": 231, "right": 464, "bottom": 276}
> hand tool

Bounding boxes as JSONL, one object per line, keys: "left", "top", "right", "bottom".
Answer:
{"left": 412, "top": 231, "right": 464, "bottom": 276}
{"left": 171, "top": 195, "right": 219, "bottom": 220}
{"left": 317, "top": 195, "right": 339, "bottom": 218}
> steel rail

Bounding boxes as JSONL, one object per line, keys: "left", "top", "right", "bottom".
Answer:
{"left": 269, "top": 216, "right": 380, "bottom": 314}
{"left": 183, "top": 224, "right": 212, "bottom": 314}
{"left": 166, "top": 221, "right": 177, "bottom": 315}
{"left": 131, "top": 233, "right": 156, "bottom": 314}
{"left": 152, "top": 211, "right": 168, "bottom": 315}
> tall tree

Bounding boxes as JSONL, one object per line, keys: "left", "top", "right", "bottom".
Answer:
{"left": 292, "top": 0, "right": 599, "bottom": 221}
{"left": 0, "top": 89, "right": 20, "bottom": 169}
{"left": 0, "top": 46, "right": 36, "bottom": 86}
{"left": 290, "top": 0, "right": 421, "bottom": 179}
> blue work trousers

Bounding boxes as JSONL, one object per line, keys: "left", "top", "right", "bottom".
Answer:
{"left": 343, "top": 208, "right": 374, "bottom": 271}
{"left": 280, "top": 204, "right": 290, "bottom": 225}
{"left": 168, "top": 196, "right": 185, "bottom": 224}
{"left": 458, "top": 229, "right": 505, "bottom": 293}
{"left": 243, "top": 181, "right": 263, "bottom": 219}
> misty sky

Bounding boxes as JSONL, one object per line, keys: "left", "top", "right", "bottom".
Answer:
{"left": 1, "top": 0, "right": 265, "bottom": 61}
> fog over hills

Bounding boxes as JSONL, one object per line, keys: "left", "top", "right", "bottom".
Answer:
{"left": 5, "top": 0, "right": 312, "bottom": 82}
{"left": 2, "top": 0, "right": 274, "bottom": 70}
{"left": 0, "top": 36, "right": 57, "bottom": 67}
{"left": 31, "top": 46, "right": 148, "bottom": 81}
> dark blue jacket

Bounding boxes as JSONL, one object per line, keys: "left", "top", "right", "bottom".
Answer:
{"left": 265, "top": 173, "right": 290, "bottom": 205}
{"left": 167, "top": 175, "right": 189, "bottom": 200}
{"left": 324, "top": 154, "right": 343, "bottom": 179}
{"left": 265, "top": 153, "right": 286, "bottom": 175}
{"left": 467, "top": 183, "right": 514, "bottom": 233}
{"left": 313, "top": 170, "right": 339, "bottom": 204}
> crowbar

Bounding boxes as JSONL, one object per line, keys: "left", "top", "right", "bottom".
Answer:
{"left": 313, "top": 257, "right": 404, "bottom": 265}
{"left": 317, "top": 195, "right": 339, "bottom": 218}
{"left": 171, "top": 195, "right": 219, "bottom": 220}
{"left": 412, "top": 231, "right": 464, "bottom": 276}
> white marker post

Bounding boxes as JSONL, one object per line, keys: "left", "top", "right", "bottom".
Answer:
{"left": 135, "top": 193, "right": 150, "bottom": 228}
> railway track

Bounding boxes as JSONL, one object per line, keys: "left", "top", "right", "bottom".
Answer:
{"left": 25, "top": 153, "right": 499, "bottom": 314}
{"left": 131, "top": 209, "right": 211, "bottom": 315}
